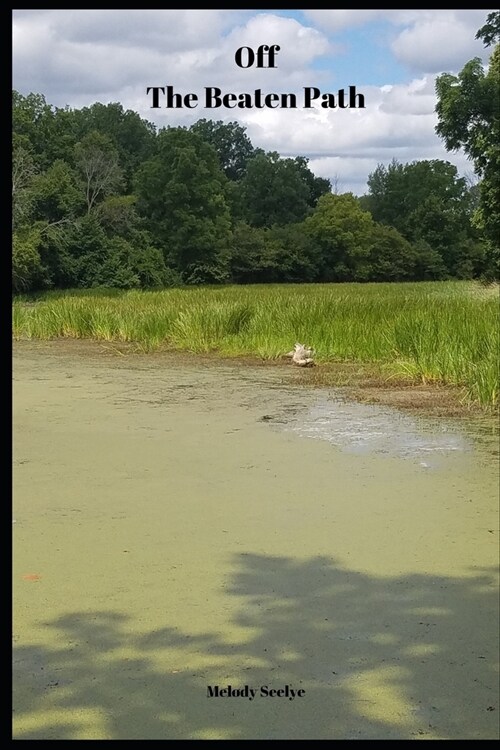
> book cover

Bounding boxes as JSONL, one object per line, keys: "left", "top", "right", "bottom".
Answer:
{"left": 12, "top": 9, "right": 499, "bottom": 741}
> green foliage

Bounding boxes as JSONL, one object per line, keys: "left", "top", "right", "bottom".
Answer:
{"left": 12, "top": 230, "right": 45, "bottom": 292}
{"left": 190, "top": 119, "right": 255, "bottom": 180}
{"left": 30, "top": 160, "right": 84, "bottom": 223}
{"left": 230, "top": 222, "right": 320, "bottom": 283}
{"left": 230, "top": 222, "right": 267, "bottom": 283}
{"left": 12, "top": 91, "right": 56, "bottom": 168}
{"left": 292, "top": 156, "right": 332, "bottom": 208}
{"left": 13, "top": 282, "right": 499, "bottom": 406}
{"left": 96, "top": 195, "right": 139, "bottom": 235}
{"left": 435, "top": 55, "right": 499, "bottom": 173}
{"left": 367, "top": 224, "right": 416, "bottom": 281}
{"left": 367, "top": 159, "right": 469, "bottom": 234}
{"left": 135, "top": 127, "right": 232, "bottom": 284}
{"left": 63, "top": 214, "right": 110, "bottom": 287}
{"left": 411, "top": 241, "right": 448, "bottom": 281}
{"left": 476, "top": 11, "right": 500, "bottom": 46}
{"left": 365, "top": 159, "right": 481, "bottom": 276}
{"left": 37, "top": 224, "right": 79, "bottom": 289}
{"left": 304, "top": 193, "right": 374, "bottom": 281}
{"left": 12, "top": 145, "right": 37, "bottom": 229}
{"left": 238, "top": 152, "right": 312, "bottom": 227}
{"left": 95, "top": 235, "right": 169, "bottom": 289}
{"left": 96, "top": 238, "right": 141, "bottom": 289}
{"left": 126, "top": 232, "right": 170, "bottom": 288}
{"left": 260, "top": 224, "right": 321, "bottom": 283}
{"left": 473, "top": 166, "right": 500, "bottom": 278}
{"left": 435, "top": 21, "right": 500, "bottom": 277}
{"left": 75, "top": 131, "right": 124, "bottom": 214}
{"left": 72, "top": 102, "right": 156, "bottom": 189}
{"left": 13, "top": 86, "right": 496, "bottom": 291}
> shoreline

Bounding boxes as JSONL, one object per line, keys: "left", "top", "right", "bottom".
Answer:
{"left": 12, "top": 338, "right": 499, "bottom": 422}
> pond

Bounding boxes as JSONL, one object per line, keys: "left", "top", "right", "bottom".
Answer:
{"left": 13, "top": 341, "right": 499, "bottom": 740}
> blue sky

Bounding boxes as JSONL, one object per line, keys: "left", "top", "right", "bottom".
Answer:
{"left": 269, "top": 10, "right": 411, "bottom": 86}
{"left": 12, "top": 9, "right": 495, "bottom": 194}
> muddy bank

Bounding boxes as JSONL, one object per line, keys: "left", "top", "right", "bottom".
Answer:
{"left": 13, "top": 341, "right": 499, "bottom": 739}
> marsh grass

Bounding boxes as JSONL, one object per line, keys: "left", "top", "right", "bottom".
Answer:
{"left": 12, "top": 282, "right": 499, "bottom": 407}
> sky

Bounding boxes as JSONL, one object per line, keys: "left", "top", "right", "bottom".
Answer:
{"left": 12, "top": 9, "right": 495, "bottom": 195}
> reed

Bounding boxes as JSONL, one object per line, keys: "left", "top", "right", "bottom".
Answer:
{"left": 13, "top": 281, "right": 499, "bottom": 406}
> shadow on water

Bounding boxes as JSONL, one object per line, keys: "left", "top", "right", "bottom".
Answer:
{"left": 13, "top": 554, "right": 499, "bottom": 740}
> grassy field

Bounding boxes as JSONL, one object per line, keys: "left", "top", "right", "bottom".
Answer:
{"left": 13, "top": 281, "right": 499, "bottom": 407}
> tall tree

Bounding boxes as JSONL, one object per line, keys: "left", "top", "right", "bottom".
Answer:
{"left": 292, "top": 156, "right": 331, "bottom": 208}
{"left": 238, "top": 151, "right": 312, "bottom": 228}
{"left": 73, "top": 102, "right": 156, "bottom": 188}
{"left": 12, "top": 91, "right": 55, "bottom": 166}
{"left": 135, "top": 127, "right": 232, "bottom": 283}
{"left": 365, "top": 159, "right": 481, "bottom": 276}
{"left": 12, "top": 146, "right": 37, "bottom": 229}
{"left": 435, "top": 11, "right": 500, "bottom": 276}
{"left": 190, "top": 119, "right": 255, "bottom": 181}
{"left": 304, "top": 193, "right": 375, "bottom": 282}
{"left": 75, "top": 132, "right": 124, "bottom": 215}
{"left": 368, "top": 223, "right": 417, "bottom": 281}
{"left": 30, "top": 160, "right": 84, "bottom": 225}
{"left": 475, "top": 10, "right": 500, "bottom": 47}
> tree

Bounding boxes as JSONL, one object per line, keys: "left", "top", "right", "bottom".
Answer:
{"left": 12, "top": 91, "right": 55, "bottom": 166}
{"left": 190, "top": 119, "right": 255, "bottom": 181}
{"left": 12, "top": 230, "right": 45, "bottom": 292}
{"left": 230, "top": 222, "right": 320, "bottom": 283}
{"left": 75, "top": 132, "right": 124, "bottom": 214}
{"left": 292, "top": 156, "right": 331, "bottom": 208}
{"left": 304, "top": 193, "right": 375, "bottom": 282}
{"left": 61, "top": 214, "right": 109, "bottom": 287}
{"left": 412, "top": 241, "right": 448, "bottom": 281}
{"left": 367, "top": 224, "right": 417, "bottom": 281}
{"left": 95, "top": 195, "right": 139, "bottom": 235}
{"left": 135, "top": 127, "right": 232, "bottom": 284}
{"left": 261, "top": 224, "right": 321, "bottom": 282}
{"left": 30, "top": 160, "right": 84, "bottom": 224}
{"left": 435, "top": 12, "right": 500, "bottom": 276}
{"left": 230, "top": 223, "right": 267, "bottom": 283}
{"left": 237, "top": 151, "right": 312, "bottom": 228}
{"left": 34, "top": 223, "right": 78, "bottom": 290}
{"left": 476, "top": 10, "right": 500, "bottom": 47}
{"left": 365, "top": 159, "right": 481, "bottom": 275}
{"left": 12, "top": 146, "right": 37, "bottom": 229}
{"left": 95, "top": 236, "right": 168, "bottom": 289}
{"left": 73, "top": 102, "right": 156, "bottom": 189}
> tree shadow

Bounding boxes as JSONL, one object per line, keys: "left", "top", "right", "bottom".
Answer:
{"left": 13, "top": 554, "right": 499, "bottom": 739}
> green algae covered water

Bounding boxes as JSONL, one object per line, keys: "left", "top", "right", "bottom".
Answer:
{"left": 13, "top": 341, "right": 499, "bottom": 740}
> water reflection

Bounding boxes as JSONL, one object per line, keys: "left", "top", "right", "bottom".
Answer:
{"left": 291, "top": 397, "right": 470, "bottom": 456}
{"left": 260, "top": 394, "right": 489, "bottom": 467}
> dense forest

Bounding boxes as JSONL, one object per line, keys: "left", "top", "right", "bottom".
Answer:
{"left": 12, "top": 15, "right": 499, "bottom": 291}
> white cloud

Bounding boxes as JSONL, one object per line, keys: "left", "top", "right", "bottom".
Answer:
{"left": 391, "top": 13, "right": 490, "bottom": 72}
{"left": 13, "top": 11, "right": 331, "bottom": 101}
{"left": 304, "top": 10, "right": 494, "bottom": 72}
{"left": 379, "top": 77, "right": 436, "bottom": 115}
{"left": 223, "top": 14, "right": 330, "bottom": 70}
{"left": 12, "top": 9, "right": 487, "bottom": 195}
{"left": 15, "top": 10, "right": 235, "bottom": 51}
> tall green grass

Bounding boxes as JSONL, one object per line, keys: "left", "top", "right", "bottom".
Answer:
{"left": 12, "top": 282, "right": 499, "bottom": 406}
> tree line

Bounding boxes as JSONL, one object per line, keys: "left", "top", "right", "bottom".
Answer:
{"left": 12, "top": 14, "right": 499, "bottom": 292}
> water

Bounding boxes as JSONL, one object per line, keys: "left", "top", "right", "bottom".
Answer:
{"left": 273, "top": 395, "right": 473, "bottom": 465}
{"left": 13, "top": 341, "right": 499, "bottom": 740}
